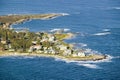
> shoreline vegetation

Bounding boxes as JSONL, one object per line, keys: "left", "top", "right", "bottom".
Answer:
{"left": 0, "top": 13, "right": 107, "bottom": 61}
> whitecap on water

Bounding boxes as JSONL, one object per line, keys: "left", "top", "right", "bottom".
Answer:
{"left": 72, "top": 43, "right": 87, "bottom": 48}
{"left": 50, "top": 13, "right": 70, "bottom": 16}
{"left": 60, "top": 13, "right": 70, "bottom": 16}
{"left": 93, "top": 32, "right": 111, "bottom": 36}
{"left": 62, "top": 13, "right": 69, "bottom": 16}
{"left": 50, "top": 28, "right": 61, "bottom": 32}
{"left": 64, "top": 28, "right": 70, "bottom": 32}
{"left": 78, "top": 43, "right": 87, "bottom": 47}
{"left": 77, "top": 63, "right": 101, "bottom": 69}
{"left": 50, "top": 28, "right": 70, "bottom": 32}
{"left": 54, "top": 57, "right": 65, "bottom": 62}
{"left": 105, "top": 7, "right": 120, "bottom": 10}
{"left": 112, "top": 7, "right": 120, "bottom": 10}
{"left": 102, "top": 29, "right": 110, "bottom": 32}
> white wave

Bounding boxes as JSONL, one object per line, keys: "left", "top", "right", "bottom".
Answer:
{"left": 79, "top": 43, "right": 87, "bottom": 47}
{"left": 50, "top": 28, "right": 70, "bottom": 32}
{"left": 106, "top": 7, "right": 120, "bottom": 10}
{"left": 51, "top": 13, "right": 70, "bottom": 16}
{"left": 77, "top": 63, "right": 101, "bottom": 69}
{"left": 93, "top": 32, "right": 111, "bottom": 36}
{"left": 113, "top": 7, "right": 120, "bottom": 10}
{"left": 64, "top": 28, "right": 70, "bottom": 32}
{"left": 73, "top": 43, "right": 87, "bottom": 47}
{"left": 60, "top": 13, "right": 70, "bottom": 16}
{"left": 54, "top": 57, "right": 65, "bottom": 62}
{"left": 102, "top": 29, "right": 110, "bottom": 32}
{"left": 50, "top": 28, "right": 61, "bottom": 32}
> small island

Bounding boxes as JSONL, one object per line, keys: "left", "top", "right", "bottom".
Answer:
{"left": 0, "top": 13, "right": 107, "bottom": 61}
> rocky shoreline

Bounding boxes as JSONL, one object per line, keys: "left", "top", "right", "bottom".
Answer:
{"left": 0, "top": 52, "right": 107, "bottom": 61}
{"left": 0, "top": 13, "right": 107, "bottom": 61}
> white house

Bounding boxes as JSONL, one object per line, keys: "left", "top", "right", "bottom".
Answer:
{"left": 43, "top": 47, "right": 47, "bottom": 50}
{"left": 77, "top": 52, "right": 85, "bottom": 57}
{"left": 28, "top": 45, "right": 42, "bottom": 52}
{"left": 47, "top": 47, "right": 55, "bottom": 54}
{"left": 28, "top": 46, "right": 34, "bottom": 52}
{"left": 36, "top": 50, "right": 43, "bottom": 53}
{"left": 32, "top": 41, "right": 37, "bottom": 45}
{"left": 44, "top": 50, "right": 48, "bottom": 54}
{"left": 1, "top": 40, "right": 6, "bottom": 44}
{"left": 47, "top": 34, "right": 55, "bottom": 42}
{"left": 63, "top": 49, "right": 72, "bottom": 56}
{"left": 34, "top": 45, "right": 42, "bottom": 50}
{"left": 40, "top": 37, "right": 48, "bottom": 42}
{"left": 48, "top": 49, "right": 55, "bottom": 54}
{"left": 59, "top": 45, "right": 67, "bottom": 51}
{"left": 72, "top": 53, "right": 78, "bottom": 57}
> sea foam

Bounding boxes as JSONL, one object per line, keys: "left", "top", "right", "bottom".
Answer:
{"left": 50, "top": 28, "right": 70, "bottom": 32}
{"left": 51, "top": 13, "right": 70, "bottom": 16}
{"left": 77, "top": 63, "right": 101, "bottom": 69}
{"left": 93, "top": 32, "right": 111, "bottom": 36}
{"left": 72, "top": 43, "right": 87, "bottom": 48}
{"left": 60, "top": 13, "right": 70, "bottom": 16}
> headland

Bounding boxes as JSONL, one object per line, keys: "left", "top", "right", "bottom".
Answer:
{"left": 0, "top": 13, "right": 107, "bottom": 61}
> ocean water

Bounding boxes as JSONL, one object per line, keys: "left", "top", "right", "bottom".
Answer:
{"left": 0, "top": 0, "right": 120, "bottom": 80}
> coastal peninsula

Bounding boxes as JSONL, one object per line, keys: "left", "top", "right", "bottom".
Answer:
{"left": 0, "top": 14, "right": 107, "bottom": 61}
{"left": 0, "top": 13, "right": 64, "bottom": 28}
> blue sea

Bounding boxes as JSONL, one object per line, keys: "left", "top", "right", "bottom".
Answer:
{"left": 0, "top": 0, "right": 120, "bottom": 80}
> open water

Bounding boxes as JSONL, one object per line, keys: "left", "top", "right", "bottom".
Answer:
{"left": 0, "top": 0, "right": 120, "bottom": 80}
